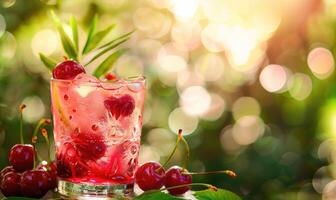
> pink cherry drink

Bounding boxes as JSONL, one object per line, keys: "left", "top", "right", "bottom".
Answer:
{"left": 51, "top": 73, "right": 145, "bottom": 195}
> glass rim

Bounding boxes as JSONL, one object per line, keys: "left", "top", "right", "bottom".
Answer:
{"left": 50, "top": 75, "right": 146, "bottom": 86}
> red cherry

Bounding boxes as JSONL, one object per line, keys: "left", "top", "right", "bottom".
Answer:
{"left": 52, "top": 60, "right": 85, "bottom": 80}
{"left": 0, "top": 166, "right": 16, "bottom": 181}
{"left": 104, "top": 94, "right": 135, "bottom": 120}
{"left": 36, "top": 161, "right": 57, "bottom": 189}
{"left": 9, "top": 144, "right": 35, "bottom": 172}
{"left": 20, "top": 170, "right": 51, "bottom": 198}
{"left": 119, "top": 95, "right": 136, "bottom": 117}
{"left": 0, "top": 171, "right": 21, "bottom": 197}
{"left": 165, "top": 166, "right": 192, "bottom": 196}
{"left": 135, "top": 162, "right": 165, "bottom": 191}
{"left": 72, "top": 132, "right": 106, "bottom": 160}
{"left": 56, "top": 142, "right": 88, "bottom": 178}
{"left": 105, "top": 72, "right": 118, "bottom": 81}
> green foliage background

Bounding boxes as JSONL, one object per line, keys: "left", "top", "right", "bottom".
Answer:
{"left": 0, "top": 0, "right": 335, "bottom": 199}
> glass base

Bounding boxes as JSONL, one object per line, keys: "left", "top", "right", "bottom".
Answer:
{"left": 58, "top": 180, "right": 134, "bottom": 199}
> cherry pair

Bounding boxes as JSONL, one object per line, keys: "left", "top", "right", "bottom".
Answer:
{"left": 135, "top": 129, "right": 236, "bottom": 196}
{"left": 135, "top": 162, "right": 192, "bottom": 195}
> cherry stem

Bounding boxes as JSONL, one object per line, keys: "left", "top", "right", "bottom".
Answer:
{"left": 180, "top": 130, "right": 190, "bottom": 169}
{"left": 142, "top": 183, "right": 217, "bottom": 195}
{"left": 41, "top": 128, "right": 51, "bottom": 162}
{"left": 19, "top": 104, "right": 26, "bottom": 144}
{"left": 159, "top": 183, "right": 218, "bottom": 192}
{"left": 31, "top": 137, "right": 43, "bottom": 165}
{"left": 183, "top": 170, "right": 237, "bottom": 178}
{"left": 157, "top": 129, "right": 184, "bottom": 172}
{"left": 31, "top": 119, "right": 51, "bottom": 165}
{"left": 32, "top": 118, "right": 51, "bottom": 139}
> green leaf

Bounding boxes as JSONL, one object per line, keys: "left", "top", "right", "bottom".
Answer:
{"left": 82, "top": 24, "right": 116, "bottom": 54}
{"left": 134, "top": 191, "right": 184, "bottom": 200}
{"left": 194, "top": 189, "right": 242, "bottom": 200}
{"left": 85, "top": 37, "right": 128, "bottom": 66}
{"left": 39, "top": 53, "right": 57, "bottom": 71}
{"left": 82, "top": 15, "right": 98, "bottom": 55}
{"left": 93, "top": 49, "right": 126, "bottom": 78}
{"left": 98, "top": 29, "right": 134, "bottom": 50}
{"left": 70, "top": 16, "right": 79, "bottom": 51}
{"left": 51, "top": 11, "right": 78, "bottom": 59}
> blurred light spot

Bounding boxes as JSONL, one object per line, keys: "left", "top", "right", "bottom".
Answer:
{"left": 139, "top": 145, "right": 160, "bottom": 164}
{"left": 157, "top": 42, "right": 189, "bottom": 73}
{"left": 137, "top": 39, "right": 162, "bottom": 62}
{"left": 232, "top": 97, "right": 261, "bottom": 121}
{"left": 201, "top": 93, "right": 226, "bottom": 121}
{"left": 214, "top": 66, "right": 246, "bottom": 91}
{"left": 0, "top": 32, "right": 16, "bottom": 59}
{"left": 320, "top": 99, "right": 336, "bottom": 138}
{"left": 171, "top": 21, "right": 201, "bottom": 51}
{"left": 180, "top": 86, "right": 211, "bottom": 116}
{"left": 317, "top": 139, "right": 336, "bottom": 162}
{"left": 308, "top": 47, "right": 334, "bottom": 79}
{"left": 147, "top": 128, "right": 175, "bottom": 157}
{"left": 229, "top": 45, "right": 266, "bottom": 73}
{"left": 288, "top": 73, "right": 312, "bottom": 101}
{"left": 313, "top": 166, "right": 334, "bottom": 194}
{"left": 177, "top": 70, "right": 204, "bottom": 92}
{"left": 194, "top": 53, "right": 224, "bottom": 82}
{"left": 133, "top": 7, "right": 172, "bottom": 39}
{"left": 2, "top": 0, "right": 15, "bottom": 7}
{"left": 158, "top": 42, "right": 189, "bottom": 60}
{"left": 323, "top": 180, "right": 336, "bottom": 199}
{"left": 222, "top": 27, "right": 258, "bottom": 66}
{"left": 22, "top": 96, "right": 46, "bottom": 123}
{"left": 168, "top": 107, "right": 198, "bottom": 135}
{"left": 232, "top": 116, "right": 264, "bottom": 145}
{"left": 201, "top": 0, "right": 230, "bottom": 23}
{"left": 158, "top": 54, "right": 187, "bottom": 73}
{"left": 220, "top": 126, "right": 242, "bottom": 153}
{"left": 201, "top": 24, "right": 225, "bottom": 52}
{"left": 177, "top": 70, "right": 204, "bottom": 89}
{"left": 0, "top": 15, "right": 5, "bottom": 38}
{"left": 259, "top": 64, "right": 288, "bottom": 93}
{"left": 31, "top": 29, "right": 58, "bottom": 57}
{"left": 169, "top": 0, "right": 199, "bottom": 22}
{"left": 115, "top": 55, "right": 144, "bottom": 78}
{"left": 157, "top": 70, "right": 178, "bottom": 86}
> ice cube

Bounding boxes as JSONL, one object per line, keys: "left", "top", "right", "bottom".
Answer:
{"left": 73, "top": 74, "right": 99, "bottom": 97}
{"left": 127, "top": 82, "right": 143, "bottom": 93}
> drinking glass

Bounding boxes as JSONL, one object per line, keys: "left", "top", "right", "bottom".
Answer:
{"left": 50, "top": 74, "right": 145, "bottom": 198}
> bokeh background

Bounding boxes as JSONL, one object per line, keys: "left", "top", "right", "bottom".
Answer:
{"left": 1, "top": 0, "right": 336, "bottom": 199}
